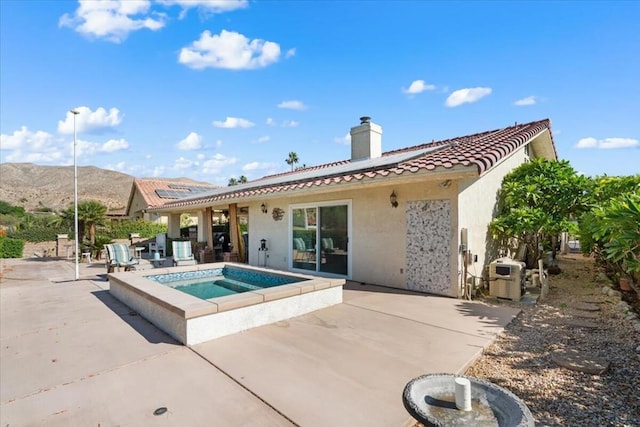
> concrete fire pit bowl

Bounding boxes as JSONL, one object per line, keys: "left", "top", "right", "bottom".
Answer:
{"left": 403, "top": 373, "right": 535, "bottom": 427}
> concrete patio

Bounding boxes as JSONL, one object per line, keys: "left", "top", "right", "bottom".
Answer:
{"left": 0, "top": 257, "right": 520, "bottom": 426}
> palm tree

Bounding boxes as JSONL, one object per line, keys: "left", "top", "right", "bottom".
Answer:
{"left": 64, "top": 200, "right": 107, "bottom": 245}
{"left": 286, "top": 152, "right": 299, "bottom": 171}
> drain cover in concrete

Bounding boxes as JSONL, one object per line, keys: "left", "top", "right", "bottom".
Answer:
{"left": 565, "top": 319, "right": 599, "bottom": 329}
{"left": 551, "top": 349, "right": 610, "bottom": 374}
{"left": 571, "top": 302, "right": 600, "bottom": 312}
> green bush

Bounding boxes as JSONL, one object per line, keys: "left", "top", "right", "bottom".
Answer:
{"left": 0, "top": 237, "right": 25, "bottom": 258}
{"left": 588, "top": 193, "right": 640, "bottom": 278}
{"left": 106, "top": 219, "right": 167, "bottom": 239}
{"left": 8, "top": 225, "right": 71, "bottom": 242}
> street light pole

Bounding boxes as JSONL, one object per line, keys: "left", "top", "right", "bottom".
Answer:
{"left": 71, "top": 109, "right": 80, "bottom": 280}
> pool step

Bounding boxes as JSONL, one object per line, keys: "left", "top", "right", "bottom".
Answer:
{"left": 216, "top": 278, "right": 261, "bottom": 293}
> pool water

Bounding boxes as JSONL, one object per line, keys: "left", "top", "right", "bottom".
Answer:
{"left": 148, "top": 267, "right": 306, "bottom": 301}
{"left": 175, "top": 277, "right": 263, "bottom": 299}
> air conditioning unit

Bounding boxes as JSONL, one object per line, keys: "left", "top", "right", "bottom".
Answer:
{"left": 488, "top": 257, "right": 526, "bottom": 301}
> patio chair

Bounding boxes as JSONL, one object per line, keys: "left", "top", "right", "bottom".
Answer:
{"left": 172, "top": 241, "right": 197, "bottom": 266}
{"left": 105, "top": 243, "right": 139, "bottom": 273}
{"left": 321, "top": 237, "right": 335, "bottom": 253}
{"left": 293, "top": 237, "right": 315, "bottom": 262}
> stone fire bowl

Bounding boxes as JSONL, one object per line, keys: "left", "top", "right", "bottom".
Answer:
{"left": 402, "top": 373, "right": 535, "bottom": 427}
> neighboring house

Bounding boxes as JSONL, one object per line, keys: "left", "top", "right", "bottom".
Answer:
{"left": 149, "top": 117, "right": 557, "bottom": 298}
{"left": 126, "top": 179, "right": 219, "bottom": 225}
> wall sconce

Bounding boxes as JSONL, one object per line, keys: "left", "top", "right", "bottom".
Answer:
{"left": 390, "top": 190, "right": 398, "bottom": 208}
{"left": 439, "top": 179, "right": 452, "bottom": 188}
{"left": 261, "top": 203, "right": 268, "bottom": 214}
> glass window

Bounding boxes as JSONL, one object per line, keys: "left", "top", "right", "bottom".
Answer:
{"left": 291, "top": 202, "right": 349, "bottom": 276}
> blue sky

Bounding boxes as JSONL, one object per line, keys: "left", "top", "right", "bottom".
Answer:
{"left": 1, "top": 0, "right": 638, "bottom": 185}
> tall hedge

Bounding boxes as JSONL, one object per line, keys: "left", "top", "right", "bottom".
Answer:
{"left": 0, "top": 237, "right": 25, "bottom": 258}
{"left": 106, "top": 219, "right": 167, "bottom": 239}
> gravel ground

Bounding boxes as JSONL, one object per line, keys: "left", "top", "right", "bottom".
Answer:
{"left": 463, "top": 254, "right": 640, "bottom": 427}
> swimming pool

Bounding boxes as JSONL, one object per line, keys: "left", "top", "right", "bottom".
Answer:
{"left": 146, "top": 266, "right": 306, "bottom": 300}
{"left": 108, "top": 263, "right": 344, "bottom": 345}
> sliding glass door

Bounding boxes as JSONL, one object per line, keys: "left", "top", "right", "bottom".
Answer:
{"left": 291, "top": 202, "right": 349, "bottom": 276}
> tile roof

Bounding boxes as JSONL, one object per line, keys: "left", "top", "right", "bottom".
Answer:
{"left": 152, "top": 119, "right": 555, "bottom": 211}
{"left": 127, "top": 179, "right": 219, "bottom": 214}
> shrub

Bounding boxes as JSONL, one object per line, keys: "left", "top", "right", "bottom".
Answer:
{"left": 106, "top": 219, "right": 167, "bottom": 239}
{"left": 588, "top": 193, "right": 640, "bottom": 278}
{"left": 0, "top": 237, "right": 25, "bottom": 258}
{"left": 8, "top": 225, "right": 70, "bottom": 243}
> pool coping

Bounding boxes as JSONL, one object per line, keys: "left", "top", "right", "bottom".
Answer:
{"left": 108, "top": 262, "right": 345, "bottom": 345}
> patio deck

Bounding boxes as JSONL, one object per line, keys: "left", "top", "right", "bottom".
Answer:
{"left": 0, "top": 257, "right": 520, "bottom": 426}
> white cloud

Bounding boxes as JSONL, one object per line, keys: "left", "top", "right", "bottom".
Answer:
{"left": 575, "top": 137, "right": 639, "bottom": 149}
{"left": 281, "top": 120, "right": 299, "bottom": 128}
{"left": 212, "top": 116, "right": 255, "bottom": 128}
{"left": 177, "top": 132, "right": 203, "bottom": 150}
{"left": 255, "top": 136, "right": 270, "bottom": 143}
{"left": 3, "top": 149, "right": 61, "bottom": 164}
{"left": 445, "top": 87, "right": 492, "bottom": 107}
{"left": 201, "top": 153, "right": 237, "bottom": 174}
{"left": 58, "top": 106, "right": 123, "bottom": 134}
{"left": 285, "top": 48, "right": 296, "bottom": 58}
{"left": 1, "top": 126, "right": 65, "bottom": 163}
{"left": 402, "top": 79, "right": 435, "bottom": 95}
{"left": 514, "top": 96, "right": 537, "bottom": 106}
{"left": 278, "top": 100, "right": 307, "bottom": 110}
{"left": 242, "top": 161, "right": 277, "bottom": 172}
{"left": 1, "top": 126, "right": 54, "bottom": 150}
{"left": 575, "top": 137, "right": 597, "bottom": 149}
{"left": 214, "top": 139, "right": 223, "bottom": 148}
{"left": 101, "top": 138, "right": 129, "bottom": 152}
{"left": 158, "top": 0, "right": 247, "bottom": 17}
{"left": 59, "top": 0, "right": 165, "bottom": 43}
{"left": 196, "top": 153, "right": 205, "bottom": 160}
{"left": 173, "top": 156, "right": 196, "bottom": 170}
{"left": 179, "top": 30, "right": 283, "bottom": 70}
{"left": 334, "top": 132, "right": 350, "bottom": 145}
{"left": 266, "top": 117, "right": 275, "bottom": 126}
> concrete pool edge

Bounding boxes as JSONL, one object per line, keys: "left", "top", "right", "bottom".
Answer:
{"left": 108, "top": 262, "right": 344, "bottom": 345}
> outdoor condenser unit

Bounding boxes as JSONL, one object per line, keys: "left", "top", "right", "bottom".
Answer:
{"left": 488, "top": 257, "right": 526, "bottom": 301}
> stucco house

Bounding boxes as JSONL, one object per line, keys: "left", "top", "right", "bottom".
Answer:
{"left": 126, "top": 178, "right": 219, "bottom": 224}
{"left": 148, "top": 117, "right": 557, "bottom": 298}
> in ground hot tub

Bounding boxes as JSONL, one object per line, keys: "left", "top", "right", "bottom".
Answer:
{"left": 109, "top": 263, "right": 344, "bottom": 345}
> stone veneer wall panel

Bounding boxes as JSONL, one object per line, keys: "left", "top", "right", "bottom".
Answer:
{"left": 405, "top": 200, "right": 451, "bottom": 295}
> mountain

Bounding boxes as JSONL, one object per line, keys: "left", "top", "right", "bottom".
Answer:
{"left": 0, "top": 163, "right": 135, "bottom": 212}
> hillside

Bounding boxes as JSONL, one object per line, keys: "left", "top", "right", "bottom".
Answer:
{"left": 0, "top": 163, "right": 134, "bottom": 212}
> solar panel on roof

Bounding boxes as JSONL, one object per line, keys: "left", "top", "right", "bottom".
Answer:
{"left": 167, "top": 183, "right": 214, "bottom": 193}
{"left": 156, "top": 189, "right": 183, "bottom": 199}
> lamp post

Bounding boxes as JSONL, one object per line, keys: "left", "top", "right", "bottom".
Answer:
{"left": 71, "top": 109, "right": 80, "bottom": 280}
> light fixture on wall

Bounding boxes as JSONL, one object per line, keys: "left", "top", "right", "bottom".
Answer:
{"left": 390, "top": 190, "right": 398, "bottom": 208}
{"left": 261, "top": 203, "right": 268, "bottom": 214}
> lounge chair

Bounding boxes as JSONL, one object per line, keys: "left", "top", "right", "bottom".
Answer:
{"left": 172, "top": 241, "right": 197, "bottom": 266}
{"left": 105, "top": 244, "right": 139, "bottom": 273}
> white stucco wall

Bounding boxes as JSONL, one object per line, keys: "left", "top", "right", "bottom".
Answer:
{"left": 128, "top": 190, "right": 167, "bottom": 224}
{"left": 457, "top": 145, "right": 530, "bottom": 277}
{"left": 245, "top": 181, "right": 457, "bottom": 293}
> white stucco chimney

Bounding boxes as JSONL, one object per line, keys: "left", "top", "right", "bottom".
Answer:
{"left": 350, "top": 116, "right": 382, "bottom": 161}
